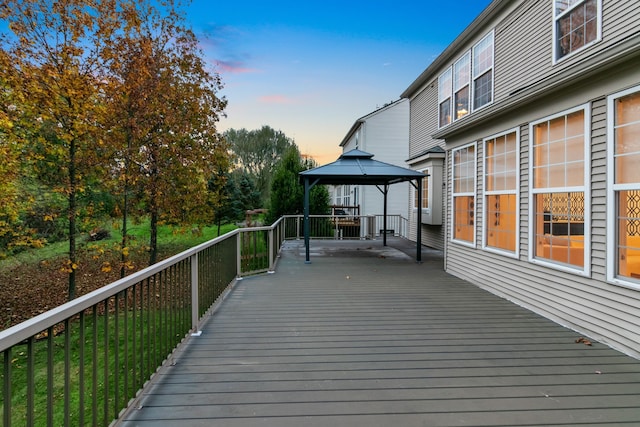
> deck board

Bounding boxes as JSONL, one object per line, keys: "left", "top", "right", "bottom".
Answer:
{"left": 118, "top": 239, "right": 640, "bottom": 426}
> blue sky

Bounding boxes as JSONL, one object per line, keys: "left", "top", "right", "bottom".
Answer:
{"left": 189, "top": 1, "right": 493, "bottom": 164}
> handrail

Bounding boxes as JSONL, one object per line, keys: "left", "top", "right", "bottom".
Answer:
{"left": 0, "top": 219, "right": 286, "bottom": 427}
{"left": 0, "top": 214, "right": 403, "bottom": 426}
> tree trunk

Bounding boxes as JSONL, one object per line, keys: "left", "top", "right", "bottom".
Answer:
{"left": 68, "top": 139, "right": 77, "bottom": 301}
{"left": 149, "top": 201, "right": 158, "bottom": 265}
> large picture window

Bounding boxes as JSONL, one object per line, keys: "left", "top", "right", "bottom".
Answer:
{"left": 530, "top": 105, "right": 590, "bottom": 273}
{"left": 554, "top": 0, "right": 601, "bottom": 61}
{"left": 607, "top": 86, "right": 640, "bottom": 287}
{"left": 452, "top": 143, "right": 476, "bottom": 245}
{"left": 472, "top": 31, "right": 494, "bottom": 111}
{"left": 484, "top": 129, "right": 519, "bottom": 254}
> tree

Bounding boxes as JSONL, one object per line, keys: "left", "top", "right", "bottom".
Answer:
{"left": 225, "top": 126, "right": 293, "bottom": 205}
{"left": 102, "top": 0, "right": 229, "bottom": 266}
{"left": 268, "top": 146, "right": 329, "bottom": 223}
{"left": 1, "top": 0, "right": 123, "bottom": 299}
{"left": 209, "top": 169, "right": 261, "bottom": 235}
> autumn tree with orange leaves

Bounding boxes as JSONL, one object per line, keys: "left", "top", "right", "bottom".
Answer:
{"left": 1, "top": 0, "right": 229, "bottom": 297}
{"left": 103, "top": 0, "right": 229, "bottom": 267}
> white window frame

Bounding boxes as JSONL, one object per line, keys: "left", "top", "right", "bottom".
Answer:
{"left": 451, "top": 142, "right": 477, "bottom": 247}
{"left": 482, "top": 128, "right": 520, "bottom": 258}
{"left": 472, "top": 30, "right": 494, "bottom": 112}
{"left": 413, "top": 167, "right": 431, "bottom": 214}
{"left": 528, "top": 104, "right": 591, "bottom": 276}
{"left": 438, "top": 67, "right": 452, "bottom": 129}
{"left": 552, "top": 0, "right": 602, "bottom": 63}
{"left": 606, "top": 84, "right": 640, "bottom": 290}
{"left": 453, "top": 52, "right": 471, "bottom": 121}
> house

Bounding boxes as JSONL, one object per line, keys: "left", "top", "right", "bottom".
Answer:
{"left": 332, "top": 98, "right": 410, "bottom": 236}
{"left": 402, "top": 0, "right": 640, "bottom": 358}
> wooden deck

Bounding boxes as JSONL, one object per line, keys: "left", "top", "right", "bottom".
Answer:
{"left": 118, "top": 239, "right": 640, "bottom": 427}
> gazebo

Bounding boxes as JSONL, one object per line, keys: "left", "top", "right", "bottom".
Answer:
{"left": 299, "top": 149, "right": 427, "bottom": 263}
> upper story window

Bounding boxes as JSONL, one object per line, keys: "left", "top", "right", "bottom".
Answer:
{"left": 438, "top": 68, "right": 452, "bottom": 127}
{"left": 554, "top": 0, "right": 601, "bottom": 61}
{"left": 472, "top": 31, "right": 494, "bottom": 111}
{"left": 438, "top": 31, "right": 494, "bottom": 128}
{"left": 454, "top": 53, "right": 470, "bottom": 120}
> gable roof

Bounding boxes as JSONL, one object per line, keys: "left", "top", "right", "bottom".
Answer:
{"left": 299, "top": 149, "right": 425, "bottom": 186}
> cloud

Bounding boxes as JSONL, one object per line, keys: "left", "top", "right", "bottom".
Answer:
{"left": 258, "top": 94, "right": 297, "bottom": 105}
{"left": 214, "top": 59, "right": 259, "bottom": 74}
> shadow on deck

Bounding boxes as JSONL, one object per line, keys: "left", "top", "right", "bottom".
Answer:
{"left": 118, "top": 238, "right": 640, "bottom": 427}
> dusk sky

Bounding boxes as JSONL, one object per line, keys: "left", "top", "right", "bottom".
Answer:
{"left": 188, "top": 1, "right": 494, "bottom": 164}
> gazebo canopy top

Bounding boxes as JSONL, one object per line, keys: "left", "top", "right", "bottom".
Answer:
{"left": 299, "top": 149, "right": 425, "bottom": 186}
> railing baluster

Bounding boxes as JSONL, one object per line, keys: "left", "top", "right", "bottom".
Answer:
{"left": 3, "top": 348, "right": 11, "bottom": 427}
{"left": 114, "top": 292, "right": 120, "bottom": 419}
{"left": 26, "top": 337, "right": 34, "bottom": 427}
{"left": 47, "top": 326, "right": 54, "bottom": 425}
{"left": 103, "top": 300, "right": 109, "bottom": 427}
{"left": 64, "top": 319, "right": 70, "bottom": 427}
{"left": 92, "top": 305, "right": 98, "bottom": 427}
{"left": 79, "top": 311, "right": 85, "bottom": 427}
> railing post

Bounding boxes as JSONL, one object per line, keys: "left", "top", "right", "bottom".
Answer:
{"left": 190, "top": 253, "right": 201, "bottom": 336}
{"left": 296, "top": 216, "right": 300, "bottom": 239}
{"left": 236, "top": 231, "right": 242, "bottom": 278}
{"left": 268, "top": 228, "right": 275, "bottom": 273}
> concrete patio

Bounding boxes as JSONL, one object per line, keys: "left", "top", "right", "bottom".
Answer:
{"left": 118, "top": 238, "right": 640, "bottom": 426}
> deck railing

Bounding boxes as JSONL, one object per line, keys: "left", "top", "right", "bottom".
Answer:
{"left": 0, "top": 219, "right": 287, "bottom": 427}
{"left": 281, "top": 214, "right": 407, "bottom": 240}
{"left": 0, "top": 214, "right": 406, "bottom": 426}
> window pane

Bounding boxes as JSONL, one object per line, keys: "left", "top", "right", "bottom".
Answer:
{"left": 439, "top": 99, "right": 451, "bottom": 127}
{"left": 616, "top": 153, "right": 640, "bottom": 184}
{"left": 473, "top": 70, "right": 492, "bottom": 109}
{"left": 556, "top": 0, "right": 599, "bottom": 59}
{"left": 533, "top": 110, "right": 585, "bottom": 189}
{"left": 454, "top": 195, "right": 474, "bottom": 242}
{"left": 486, "top": 194, "right": 517, "bottom": 251}
{"left": 534, "top": 192, "right": 584, "bottom": 266}
{"left": 617, "top": 190, "right": 640, "bottom": 279}
{"left": 454, "top": 86, "right": 469, "bottom": 120}
{"left": 454, "top": 53, "right": 470, "bottom": 91}
{"left": 617, "top": 90, "right": 640, "bottom": 124}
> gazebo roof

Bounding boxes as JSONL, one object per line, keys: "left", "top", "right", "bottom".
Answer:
{"left": 299, "top": 149, "right": 425, "bottom": 186}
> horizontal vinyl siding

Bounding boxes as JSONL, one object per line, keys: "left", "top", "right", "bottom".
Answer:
{"left": 446, "top": 245, "right": 640, "bottom": 357}
{"left": 591, "top": 97, "right": 607, "bottom": 281}
{"left": 445, "top": 99, "right": 640, "bottom": 359}
{"left": 603, "top": 0, "right": 640, "bottom": 43}
{"left": 409, "top": 82, "right": 441, "bottom": 158}
{"left": 494, "top": 0, "right": 551, "bottom": 101}
{"left": 494, "top": 0, "right": 640, "bottom": 107}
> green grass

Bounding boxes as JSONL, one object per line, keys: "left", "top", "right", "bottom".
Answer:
{"left": 0, "top": 219, "right": 239, "bottom": 426}
{"left": 0, "top": 220, "right": 238, "bottom": 271}
{"left": 2, "top": 295, "right": 192, "bottom": 426}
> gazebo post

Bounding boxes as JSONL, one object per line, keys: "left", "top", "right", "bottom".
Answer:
{"left": 383, "top": 184, "right": 389, "bottom": 246}
{"left": 416, "top": 177, "right": 422, "bottom": 262}
{"left": 304, "top": 178, "right": 311, "bottom": 263}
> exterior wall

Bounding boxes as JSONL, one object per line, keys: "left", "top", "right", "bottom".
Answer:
{"left": 405, "top": 0, "right": 640, "bottom": 358}
{"left": 445, "top": 66, "right": 640, "bottom": 358}
{"left": 338, "top": 100, "right": 410, "bottom": 227}
{"left": 495, "top": 0, "right": 640, "bottom": 103}
{"left": 406, "top": 74, "right": 446, "bottom": 250}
